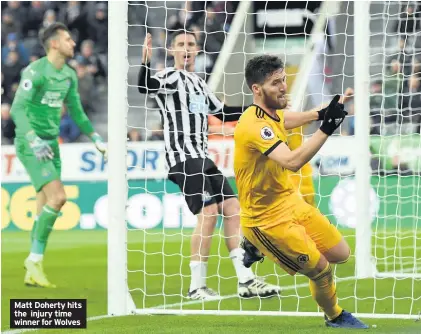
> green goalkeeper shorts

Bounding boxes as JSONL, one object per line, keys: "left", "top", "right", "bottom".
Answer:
{"left": 15, "top": 137, "right": 62, "bottom": 192}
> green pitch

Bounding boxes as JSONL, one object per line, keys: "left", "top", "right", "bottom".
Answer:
{"left": 2, "top": 229, "right": 421, "bottom": 333}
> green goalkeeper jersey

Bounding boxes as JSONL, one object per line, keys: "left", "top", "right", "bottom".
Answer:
{"left": 10, "top": 57, "right": 94, "bottom": 139}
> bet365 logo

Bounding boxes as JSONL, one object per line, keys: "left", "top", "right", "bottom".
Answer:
{"left": 41, "top": 91, "right": 63, "bottom": 108}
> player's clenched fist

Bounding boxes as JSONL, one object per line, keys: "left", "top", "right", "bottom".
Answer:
{"left": 319, "top": 95, "right": 348, "bottom": 136}
{"left": 142, "top": 33, "right": 153, "bottom": 63}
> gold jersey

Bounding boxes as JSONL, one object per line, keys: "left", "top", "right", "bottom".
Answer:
{"left": 234, "top": 105, "right": 295, "bottom": 227}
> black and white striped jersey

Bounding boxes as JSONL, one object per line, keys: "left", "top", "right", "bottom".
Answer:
{"left": 149, "top": 68, "right": 224, "bottom": 168}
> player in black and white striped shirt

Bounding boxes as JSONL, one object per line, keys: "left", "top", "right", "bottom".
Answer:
{"left": 138, "top": 31, "right": 280, "bottom": 300}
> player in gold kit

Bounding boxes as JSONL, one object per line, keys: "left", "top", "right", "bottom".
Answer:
{"left": 234, "top": 55, "right": 368, "bottom": 329}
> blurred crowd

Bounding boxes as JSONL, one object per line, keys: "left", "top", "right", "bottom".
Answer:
{"left": 3, "top": 1, "right": 418, "bottom": 148}
{"left": 1, "top": 1, "right": 108, "bottom": 144}
{"left": 134, "top": 1, "right": 238, "bottom": 142}
{"left": 136, "top": 1, "right": 238, "bottom": 80}
{"left": 362, "top": 3, "right": 421, "bottom": 136}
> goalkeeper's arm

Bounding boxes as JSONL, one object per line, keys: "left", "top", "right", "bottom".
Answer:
{"left": 10, "top": 68, "right": 54, "bottom": 161}
{"left": 10, "top": 68, "right": 42, "bottom": 137}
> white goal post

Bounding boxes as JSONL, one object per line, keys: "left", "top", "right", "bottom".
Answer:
{"left": 108, "top": 1, "right": 421, "bottom": 319}
{"left": 107, "top": 0, "right": 133, "bottom": 316}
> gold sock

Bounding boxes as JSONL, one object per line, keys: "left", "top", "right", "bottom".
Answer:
{"left": 309, "top": 263, "right": 343, "bottom": 320}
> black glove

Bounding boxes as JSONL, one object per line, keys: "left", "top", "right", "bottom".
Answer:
{"left": 319, "top": 95, "right": 348, "bottom": 136}
{"left": 317, "top": 100, "right": 345, "bottom": 121}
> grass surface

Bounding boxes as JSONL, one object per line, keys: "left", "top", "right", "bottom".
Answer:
{"left": 2, "top": 229, "right": 420, "bottom": 333}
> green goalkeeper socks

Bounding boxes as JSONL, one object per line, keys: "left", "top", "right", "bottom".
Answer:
{"left": 30, "top": 205, "right": 59, "bottom": 255}
{"left": 30, "top": 216, "right": 39, "bottom": 242}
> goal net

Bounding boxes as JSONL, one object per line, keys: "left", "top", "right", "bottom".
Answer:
{"left": 108, "top": 1, "right": 421, "bottom": 319}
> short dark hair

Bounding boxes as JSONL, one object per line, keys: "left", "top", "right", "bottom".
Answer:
{"left": 169, "top": 29, "right": 197, "bottom": 45}
{"left": 245, "top": 55, "right": 285, "bottom": 90}
{"left": 39, "top": 22, "right": 70, "bottom": 50}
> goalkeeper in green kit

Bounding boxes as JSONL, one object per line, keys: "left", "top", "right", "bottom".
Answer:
{"left": 10, "top": 23, "right": 107, "bottom": 288}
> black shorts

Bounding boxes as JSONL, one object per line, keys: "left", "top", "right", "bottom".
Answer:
{"left": 168, "top": 158, "right": 236, "bottom": 215}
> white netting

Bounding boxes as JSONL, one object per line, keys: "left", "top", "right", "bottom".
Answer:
{"left": 123, "top": 1, "right": 421, "bottom": 317}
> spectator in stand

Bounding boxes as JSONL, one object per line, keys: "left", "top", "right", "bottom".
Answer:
{"left": 147, "top": 123, "right": 164, "bottom": 141}
{"left": 198, "top": 3, "right": 226, "bottom": 79}
{"left": 1, "top": 72, "right": 11, "bottom": 104}
{"left": 69, "top": 56, "right": 95, "bottom": 113}
{"left": 59, "top": 107, "right": 81, "bottom": 143}
{"left": 191, "top": 24, "right": 213, "bottom": 80}
{"left": 29, "top": 41, "right": 46, "bottom": 62}
{"left": 6, "top": 1, "right": 27, "bottom": 25}
{"left": 0, "top": 1, "right": 109, "bottom": 144}
{"left": 369, "top": 77, "right": 402, "bottom": 135}
{"left": 86, "top": 2, "right": 108, "bottom": 55}
{"left": 58, "top": 1, "right": 87, "bottom": 49}
{"left": 186, "top": 1, "right": 237, "bottom": 30}
{"left": 6, "top": 82, "right": 19, "bottom": 103}
{"left": 2, "top": 50, "right": 24, "bottom": 93}
{"left": 401, "top": 75, "right": 421, "bottom": 133}
{"left": 1, "top": 9, "right": 20, "bottom": 45}
{"left": 184, "top": 1, "right": 205, "bottom": 28}
{"left": 78, "top": 40, "right": 106, "bottom": 80}
{"left": 2, "top": 33, "right": 29, "bottom": 65}
{"left": 23, "top": 1, "right": 46, "bottom": 39}
{"left": 127, "top": 129, "right": 142, "bottom": 142}
{"left": 384, "top": 59, "right": 404, "bottom": 98}
{"left": 394, "top": 3, "right": 420, "bottom": 50}
{"left": 1, "top": 103, "right": 15, "bottom": 144}
{"left": 369, "top": 80, "right": 386, "bottom": 135}
{"left": 167, "top": 6, "right": 190, "bottom": 31}
{"left": 42, "top": 9, "right": 56, "bottom": 29}
{"left": 211, "top": 1, "right": 236, "bottom": 31}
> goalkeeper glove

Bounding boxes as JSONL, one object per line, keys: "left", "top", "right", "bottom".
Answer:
{"left": 91, "top": 133, "right": 108, "bottom": 160}
{"left": 319, "top": 95, "right": 348, "bottom": 136}
{"left": 25, "top": 131, "right": 53, "bottom": 162}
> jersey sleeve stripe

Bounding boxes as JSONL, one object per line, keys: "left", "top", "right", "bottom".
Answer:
{"left": 255, "top": 107, "right": 265, "bottom": 119}
{"left": 263, "top": 140, "right": 282, "bottom": 156}
{"left": 251, "top": 227, "right": 301, "bottom": 272}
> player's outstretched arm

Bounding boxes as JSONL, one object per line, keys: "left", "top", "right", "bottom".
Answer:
{"left": 283, "top": 88, "right": 354, "bottom": 130}
{"left": 204, "top": 89, "right": 245, "bottom": 123}
{"left": 65, "top": 71, "right": 107, "bottom": 158}
{"left": 10, "top": 67, "right": 54, "bottom": 161}
{"left": 268, "top": 95, "right": 347, "bottom": 172}
{"left": 212, "top": 105, "right": 245, "bottom": 122}
{"left": 138, "top": 33, "right": 161, "bottom": 94}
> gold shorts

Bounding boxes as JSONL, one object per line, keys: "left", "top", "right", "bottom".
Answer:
{"left": 241, "top": 193, "right": 342, "bottom": 275}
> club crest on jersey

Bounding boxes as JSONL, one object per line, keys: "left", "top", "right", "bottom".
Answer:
{"left": 202, "top": 191, "right": 212, "bottom": 203}
{"left": 189, "top": 94, "right": 208, "bottom": 114}
{"left": 297, "top": 254, "right": 309, "bottom": 264}
{"left": 22, "top": 79, "right": 33, "bottom": 91}
{"left": 261, "top": 126, "right": 274, "bottom": 140}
